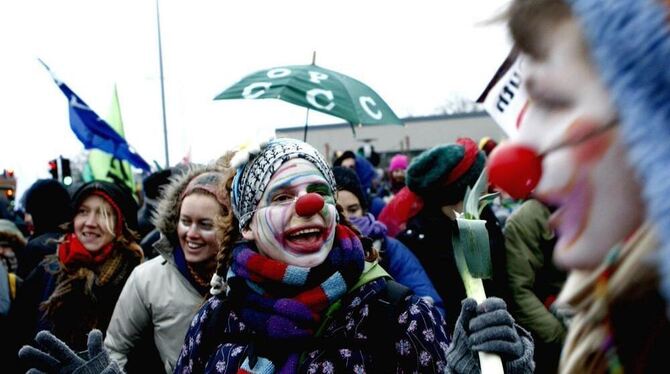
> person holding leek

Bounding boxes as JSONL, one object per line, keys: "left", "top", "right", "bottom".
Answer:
{"left": 382, "top": 138, "right": 512, "bottom": 331}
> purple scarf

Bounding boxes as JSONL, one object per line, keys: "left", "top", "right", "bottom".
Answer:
{"left": 350, "top": 213, "right": 388, "bottom": 240}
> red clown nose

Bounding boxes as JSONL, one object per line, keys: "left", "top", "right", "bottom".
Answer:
{"left": 487, "top": 143, "right": 543, "bottom": 199}
{"left": 295, "top": 193, "right": 325, "bottom": 217}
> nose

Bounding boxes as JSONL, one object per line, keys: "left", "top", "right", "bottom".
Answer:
{"left": 295, "top": 193, "right": 325, "bottom": 217}
{"left": 487, "top": 143, "right": 543, "bottom": 199}
{"left": 84, "top": 212, "right": 98, "bottom": 227}
{"left": 186, "top": 224, "right": 199, "bottom": 238}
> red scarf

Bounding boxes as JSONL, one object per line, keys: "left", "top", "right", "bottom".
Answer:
{"left": 58, "top": 233, "right": 115, "bottom": 267}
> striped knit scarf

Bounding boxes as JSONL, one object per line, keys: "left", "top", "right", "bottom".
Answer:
{"left": 227, "top": 224, "right": 365, "bottom": 374}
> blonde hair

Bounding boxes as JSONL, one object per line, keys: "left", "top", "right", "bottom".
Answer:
{"left": 65, "top": 194, "right": 138, "bottom": 249}
{"left": 95, "top": 199, "right": 117, "bottom": 238}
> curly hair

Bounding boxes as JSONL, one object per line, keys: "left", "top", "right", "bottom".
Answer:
{"left": 211, "top": 151, "right": 241, "bottom": 289}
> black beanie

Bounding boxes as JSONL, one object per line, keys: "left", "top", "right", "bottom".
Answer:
{"left": 142, "top": 168, "right": 174, "bottom": 200}
{"left": 406, "top": 138, "right": 485, "bottom": 206}
{"left": 24, "top": 179, "right": 71, "bottom": 235}
{"left": 71, "top": 181, "right": 139, "bottom": 234}
{"left": 332, "top": 166, "right": 368, "bottom": 211}
{"left": 333, "top": 150, "right": 356, "bottom": 167}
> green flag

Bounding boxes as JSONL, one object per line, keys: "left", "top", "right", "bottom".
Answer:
{"left": 86, "top": 85, "right": 136, "bottom": 192}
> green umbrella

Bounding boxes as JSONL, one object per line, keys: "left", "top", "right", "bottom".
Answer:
{"left": 215, "top": 64, "right": 403, "bottom": 140}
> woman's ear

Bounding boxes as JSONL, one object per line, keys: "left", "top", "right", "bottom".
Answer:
{"left": 241, "top": 228, "right": 255, "bottom": 241}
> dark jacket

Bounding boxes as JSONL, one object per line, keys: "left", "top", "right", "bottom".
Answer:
{"left": 397, "top": 205, "right": 509, "bottom": 331}
{"left": 380, "top": 236, "right": 445, "bottom": 316}
{"left": 174, "top": 276, "right": 450, "bottom": 373}
{"left": 8, "top": 245, "right": 141, "bottom": 374}
{"left": 17, "top": 232, "right": 61, "bottom": 279}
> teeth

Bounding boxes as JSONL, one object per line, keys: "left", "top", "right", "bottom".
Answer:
{"left": 187, "top": 242, "right": 203, "bottom": 249}
{"left": 292, "top": 228, "right": 321, "bottom": 236}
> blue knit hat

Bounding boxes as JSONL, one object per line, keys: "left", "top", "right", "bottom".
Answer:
{"left": 568, "top": 0, "right": 670, "bottom": 303}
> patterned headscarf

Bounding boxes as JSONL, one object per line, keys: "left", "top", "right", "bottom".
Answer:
{"left": 231, "top": 138, "right": 336, "bottom": 230}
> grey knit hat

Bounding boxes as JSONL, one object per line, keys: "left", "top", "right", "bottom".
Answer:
{"left": 231, "top": 138, "right": 336, "bottom": 230}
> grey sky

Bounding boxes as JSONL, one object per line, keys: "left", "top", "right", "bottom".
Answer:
{"left": 1, "top": 0, "right": 512, "bottom": 199}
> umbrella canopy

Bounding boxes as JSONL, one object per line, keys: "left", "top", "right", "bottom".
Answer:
{"left": 215, "top": 64, "right": 403, "bottom": 135}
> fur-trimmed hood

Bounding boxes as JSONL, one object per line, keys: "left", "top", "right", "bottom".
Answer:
{"left": 153, "top": 164, "right": 221, "bottom": 249}
{"left": 0, "top": 219, "right": 26, "bottom": 249}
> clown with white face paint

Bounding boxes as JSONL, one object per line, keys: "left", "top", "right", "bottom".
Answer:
{"left": 170, "top": 137, "right": 536, "bottom": 374}
{"left": 486, "top": 0, "right": 670, "bottom": 372}
{"left": 511, "top": 18, "right": 643, "bottom": 270}
{"left": 242, "top": 158, "right": 337, "bottom": 268}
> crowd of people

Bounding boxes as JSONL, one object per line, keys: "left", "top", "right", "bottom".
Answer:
{"left": 2, "top": 0, "right": 670, "bottom": 372}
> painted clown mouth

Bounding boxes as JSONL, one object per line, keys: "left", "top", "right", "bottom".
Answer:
{"left": 542, "top": 176, "right": 591, "bottom": 255}
{"left": 283, "top": 226, "right": 327, "bottom": 253}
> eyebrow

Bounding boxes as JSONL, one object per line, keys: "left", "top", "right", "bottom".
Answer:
{"left": 265, "top": 174, "right": 326, "bottom": 199}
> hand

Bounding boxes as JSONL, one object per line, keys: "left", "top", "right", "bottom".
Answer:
{"left": 19, "top": 329, "right": 116, "bottom": 374}
{"left": 467, "top": 298, "right": 523, "bottom": 360}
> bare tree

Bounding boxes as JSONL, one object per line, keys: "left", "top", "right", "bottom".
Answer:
{"left": 435, "top": 93, "right": 484, "bottom": 115}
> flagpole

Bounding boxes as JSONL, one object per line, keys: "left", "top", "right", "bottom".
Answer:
{"left": 156, "top": 0, "right": 170, "bottom": 167}
{"left": 303, "top": 51, "right": 317, "bottom": 142}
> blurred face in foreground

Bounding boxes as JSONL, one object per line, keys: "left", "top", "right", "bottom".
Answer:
{"left": 74, "top": 195, "right": 116, "bottom": 252}
{"left": 178, "top": 193, "right": 221, "bottom": 264}
{"left": 243, "top": 159, "right": 337, "bottom": 268}
{"left": 517, "top": 19, "right": 644, "bottom": 270}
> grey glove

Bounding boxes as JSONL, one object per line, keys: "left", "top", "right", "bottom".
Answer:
{"left": 18, "top": 329, "right": 122, "bottom": 374}
{"left": 447, "top": 298, "right": 535, "bottom": 374}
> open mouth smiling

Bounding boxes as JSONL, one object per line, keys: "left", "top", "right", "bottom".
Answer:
{"left": 283, "top": 225, "right": 327, "bottom": 254}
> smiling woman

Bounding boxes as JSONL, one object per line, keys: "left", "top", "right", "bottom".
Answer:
{"left": 9, "top": 181, "right": 143, "bottom": 369}
{"left": 104, "top": 161, "right": 234, "bottom": 373}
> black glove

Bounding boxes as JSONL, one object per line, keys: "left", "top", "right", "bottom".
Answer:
{"left": 18, "top": 329, "right": 120, "bottom": 374}
{"left": 447, "top": 298, "right": 533, "bottom": 374}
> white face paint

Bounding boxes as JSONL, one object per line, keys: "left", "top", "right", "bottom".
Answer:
{"left": 516, "top": 19, "right": 644, "bottom": 270}
{"left": 242, "top": 159, "right": 337, "bottom": 268}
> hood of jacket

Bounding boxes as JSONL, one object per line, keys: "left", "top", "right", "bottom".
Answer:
{"left": 153, "top": 163, "right": 219, "bottom": 251}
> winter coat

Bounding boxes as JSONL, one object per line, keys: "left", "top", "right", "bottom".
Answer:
{"left": 174, "top": 271, "right": 451, "bottom": 373}
{"left": 397, "top": 205, "right": 509, "bottom": 331}
{"left": 104, "top": 165, "right": 216, "bottom": 373}
{"left": 17, "top": 232, "right": 61, "bottom": 279}
{"left": 379, "top": 236, "right": 445, "bottom": 315}
{"left": 556, "top": 224, "right": 670, "bottom": 373}
{"left": 503, "top": 199, "right": 566, "bottom": 373}
{"left": 105, "top": 236, "right": 206, "bottom": 373}
{"left": 8, "top": 244, "right": 141, "bottom": 373}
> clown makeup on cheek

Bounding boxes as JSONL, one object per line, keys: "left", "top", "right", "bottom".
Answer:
{"left": 489, "top": 18, "right": 644, "bottom": 271}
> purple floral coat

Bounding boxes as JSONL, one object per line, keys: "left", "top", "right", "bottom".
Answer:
{"left": 174, "top": 278, "right": 450, "bottom": 373}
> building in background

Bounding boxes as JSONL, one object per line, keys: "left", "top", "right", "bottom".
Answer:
{"left": 275, "top": 111, "right": 505, "bottom": 166}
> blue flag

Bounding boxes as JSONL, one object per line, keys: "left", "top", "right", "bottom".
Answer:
{"left": 40, "top": 60, "right": 151, "bottom": 172}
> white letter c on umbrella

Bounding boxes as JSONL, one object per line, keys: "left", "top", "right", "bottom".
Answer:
{"left": 242, "top": 82, "right": 272, "bottom": 99}
{"left": 306, "top": 89, "right": 335, "bottom": 111}
{"left": 359, "top": 96, "right": 382, "bottom": 120}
